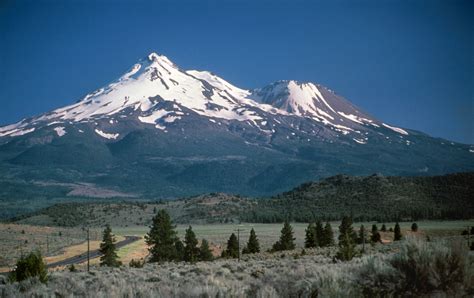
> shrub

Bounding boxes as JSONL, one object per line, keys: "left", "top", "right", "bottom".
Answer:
{"left": 129, "top": 259, "right": 145, "bottom": 268}
{"left": 411, "top": 222, "right": 418, "bottom": 232}
{"left": 356, "top": 238, "right": 472, "bottom": 296}
{"left": 9, "top": 251, "right": 48, "bottom": 283}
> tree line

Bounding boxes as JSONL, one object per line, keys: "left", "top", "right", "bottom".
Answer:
{"left": 7, "top": 209, "right": 430, "bottom": 284}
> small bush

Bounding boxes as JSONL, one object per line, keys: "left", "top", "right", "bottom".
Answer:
{"left": 9, "top": 251, "right": 48, "bottom": 284}
{"left": 129, "top": 259, "right": 145, "bottom": 268}
{"left": 356, "top": 238, "right": 472, "bottom": 296}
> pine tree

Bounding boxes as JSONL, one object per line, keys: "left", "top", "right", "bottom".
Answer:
{"left": 184, "top": 226, "right": 199, "bottom": 262}
{"left": 371, "top": 224, "right": 381, "bottom": 243}
{"left": 321, "top": 221, "right": 334, "bottom": 247}
{"left": 244, "top": 228, "right": 260, "bottom": 254}
{"left": 304, "top": 223, "right": 317, "bottom": 248}
{"left": 315, "top": 220, "right": 324, "bottom": 247}
{"left": 394, "top": 222, "right": 402, "bottom": 241}
{"left": 99, "top": 225, "right": 121, "bottom": 267}
{"left": 337, "top": 231, "right": 357, "bottom": 261}
{"left": 222, "top": 233, "right": 239, "bottom": 258}
{"left": 199, "top": 239, "right": 214, "bottom": 261}
{"left": 338, "top": 216, "right": 356, "bottom": 243}
{"left": 411, "top": 222, "right": 418, "bottom": 232}
{"left": 381, "top": 224, "right": 387, "bottom": 232}
{"left": 336, "top": 217, "right": 357, "bottom": 261}
{"left": 357, "top": 225, "right": 367, "bottom": 244}
{"left": 145, "top": 209, "right": 178, "bottom": 262}
{"left": 272, "top": 220, "right": 296, "bottom": 251}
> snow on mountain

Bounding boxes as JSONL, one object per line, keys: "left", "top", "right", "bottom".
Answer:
{"left": 0, "top": 52, "right": 410, "bottom": 144}
{"left": 0, "top": 52, "right": 472, "bottom": 203}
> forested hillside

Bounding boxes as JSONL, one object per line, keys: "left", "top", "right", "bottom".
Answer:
{"left": 10, "top": 172, "right": 474, "bottom": 227}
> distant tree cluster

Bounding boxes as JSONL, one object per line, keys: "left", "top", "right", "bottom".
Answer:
{"left": 146, "top": 210, "right": 213, "bottom": 263}
{"left": 304, "top": 220, "right": 334, "bottom": 249}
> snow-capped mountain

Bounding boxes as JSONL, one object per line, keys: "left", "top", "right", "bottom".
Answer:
{"left": 0, "top": 52, "right": 408, "bottom": 141}
{"left": 0, "top": 52, "right": 472, "bottom": 211}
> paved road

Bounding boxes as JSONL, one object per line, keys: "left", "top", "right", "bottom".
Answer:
{"left": 47, "top": 235, "right": 141, "bottom": 268}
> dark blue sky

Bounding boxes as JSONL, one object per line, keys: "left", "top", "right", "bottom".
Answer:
{"left": 0, "top": 0, "right": 472, "bottom": 143}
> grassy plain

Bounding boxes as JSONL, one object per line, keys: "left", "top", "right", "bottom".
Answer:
{"left": 1, "top": 220, "right": 472, "bottom": 272}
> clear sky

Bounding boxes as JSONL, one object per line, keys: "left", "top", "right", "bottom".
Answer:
{"left": 0, "top": 0, "right": 472, "bottom": 143}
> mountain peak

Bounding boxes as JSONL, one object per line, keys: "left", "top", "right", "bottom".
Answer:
{"left": 0, "top": 52, "right": 413, "bottom": 141}
{"left": 147, "top": 52, "right": 176, "bottom": 67}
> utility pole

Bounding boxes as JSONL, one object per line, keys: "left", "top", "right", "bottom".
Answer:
{"left": 19, "top": 240, "right": 24, "bottom": 258}
{"left": 234, "top": 226, "right": 245, "bottom": 262}
{"left": 362, "top": 231, "right": 365, "bottom": 253}
{"left": 87, "top": 227, "right": 90, "bottom": 272}
{"left": 467, "top": 226, "right": 471, "bottom": 248}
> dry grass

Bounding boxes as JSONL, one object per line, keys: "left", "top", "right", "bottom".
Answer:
{"left": 116, "top": 237, "right": 147, "bottom": 265}
{"left": 0, "top": 223, "right": 98, "bottom": 272}
{"left": 1, "top": 238, "right": 472, "bottom": 297}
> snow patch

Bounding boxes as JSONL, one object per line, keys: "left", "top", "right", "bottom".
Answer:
{"left": 0, "top": 127, "right": 35, "bottom": 137}
{"left": 164, "top": 116, "right": 181, "bottom": 123}
{"left": 382, "top": 123, "right": 408, "bottom": 135}
{"left": 138, "top": 109, "right": 171, "bottom": 124}
{"left": 54, "top": 127, "right": 66, "bottom": 137}
{"left": 95, "top": 129, "right": 119, "bottom": 139}
{"left": 353, "top": 138, "right": 367, "bottom": 144}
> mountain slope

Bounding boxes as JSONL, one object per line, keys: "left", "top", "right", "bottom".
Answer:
{"left": 0, "top": 52, "right": 473, "bottom": 218}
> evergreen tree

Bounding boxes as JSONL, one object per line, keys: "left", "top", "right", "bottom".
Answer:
{"left": 99, "top": 225, "right": 121, "bottom": 267}
{"left": 222, "top": 233, "right": 239, "bottom": 258}
{"left": 371, "top": 224, "right": 381, "bottom": 243}
{"left": 184, "top": 226, "right": 199, "bottom": 262}
{"left": 272, "top": 220, "right": 296, "bottom": 251}
{"left": 145, "top": 209, "right": 178, "bottom": 262}
{"left": 315, "top": 220, "right": 324, "bottom": 247}
{"left": 244, "top": 228, "right": 260, "bottom": 254}
{"left": 394, "top": 222, "right": 402, "bottom": 241}
{"left": 411, "top": 222, "right": 418, "bottom": 232}
{"left": 321, "top": 221, "right": 334, "bottom": 247}
{"left": 338, "top": 216, "right": 356, "bottom": 243}
{"left": 381, "top": 224, "right": 387, "bottom": 232}
{"left": 199, "top": 239, "right": 214, "bottom": 261}
{"left": 337, "top": 217, "right": 357, "bottom": 261}
{"left": 357, "top": 225, "right": 367, "bottom": 244}
{"left": 9, "top": 251, "right": 48, "bottom": 283}
{"left": 337, "top": 231, "right": 357, "bottom": 261}
{"left": 304, "top": 223, "right": 317, "bottom": 248}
